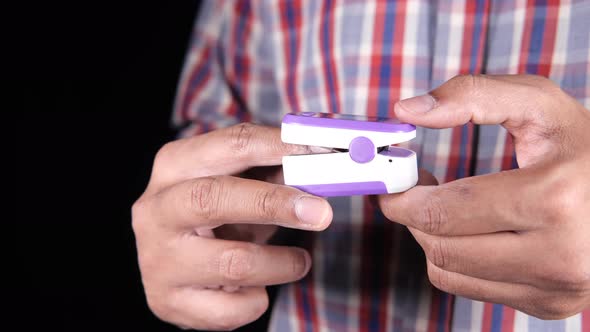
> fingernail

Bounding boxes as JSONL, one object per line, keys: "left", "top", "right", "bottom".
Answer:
{"left": 295, "top": 248, "right": 311, "bottom": 277}
{"left": 398, "top": 94, "right": 436, "bottom": 113}
{"left": 295, "top": 196, "right": 330, "bottom": 226}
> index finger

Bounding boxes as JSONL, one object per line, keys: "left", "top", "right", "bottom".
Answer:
{"left": 151, "top": 123, "right": 325, "bottom": 188}
{"left": 378, "top": 168, "right": 541, "bottom": 235}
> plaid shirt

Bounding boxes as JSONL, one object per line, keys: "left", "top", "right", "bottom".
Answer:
{"left": 173, "top": 1, "right": 590, "bottom": 331}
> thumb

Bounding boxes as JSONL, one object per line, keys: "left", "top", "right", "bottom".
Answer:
{"left": 394, "top": 75, "right": 566, "bottom": 135}
{"left": 371, "top": 168, "right": 437, "bottom": 207}
{"left": 394, "top": 74, "right": 571, "bottom": 165}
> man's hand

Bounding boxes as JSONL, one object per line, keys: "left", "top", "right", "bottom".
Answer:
{"left": 379, "top": 75, "right": 590, "bottom": 319}
{"left": 132, "top": 124, "right": 333, "bottom": 330}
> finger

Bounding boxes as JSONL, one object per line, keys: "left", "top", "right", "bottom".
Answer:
{"left": 409, "top": 227, "right": 533, "bottom": 284}
{"left": 147, "top": 175, "right": 333, "bottom": 231}
{"left": 425, "top": 258, "right": 528, "bottom": 304}
{"left": 394, "top": 75, "right": 571, "bottom": 163}
{"left": 378, "top": 168, "right": 540, "bottom": 235}
{"left": 411, "top": 226, "right": 590, "bottom": 291}
{"left": 368, "top": 168, "right": 436, "bottom": 208}
{"left": 424, "top": 260, "right": 579, "bottom": 320}
{"left": 156, "top": 286, "right": 269, "bottom": 331}
{"left": 162, "top": 237, "right": 310, "bottom": 287}
{"left": 151, "top": 123, "right": 328, "bottom": 187}
{"left": 394, "top": 74, "right": 565, "bottom": 133}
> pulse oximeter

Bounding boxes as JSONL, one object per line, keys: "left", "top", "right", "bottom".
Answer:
{"left": 281, "top": 112, "right": 418, "bottom": 197}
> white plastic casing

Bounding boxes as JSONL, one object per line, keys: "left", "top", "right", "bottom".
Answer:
{"left": 282, "top": 148, "right": 418, "bottom": 194}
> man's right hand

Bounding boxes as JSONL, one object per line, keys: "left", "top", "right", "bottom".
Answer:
{"left": 132, "top": 123, "right": 333, "bottom": 330}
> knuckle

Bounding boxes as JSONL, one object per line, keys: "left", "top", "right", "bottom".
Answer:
{"left": 219, "top": 245, "right": 257, "bottom": 282}
{"left": 254, "top": 187, "right": 282, "bottom": 220}
{"left": 417, "top": 194, "right": 447, "bottom": 234}
{"left": 450, "top": 74, "right": 488, "bottom": 96}
{"left": 190, "top": 177, "right": 223, "bottom": 219}
{"left": 229, "top": 123, "right": 257, "bottom": 152}
{"left": 428, "top": 238, "right": 451, "bottom": 270}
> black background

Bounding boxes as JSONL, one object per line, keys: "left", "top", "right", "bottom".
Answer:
{"left": 15, "top": 1, "right": 270, "bottom": 331}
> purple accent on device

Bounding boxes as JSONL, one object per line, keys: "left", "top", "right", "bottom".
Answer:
{"left": 283, "top": 113, "right": 416, "bottom": 133}
{"left": 348, "top": 136, "right": 375, "bottom": 163}
{"left": 293, "top": 181, "right": 388, "bottom": 197}
{"left": 379, "top": 147, "right": 415, "bottom": 158}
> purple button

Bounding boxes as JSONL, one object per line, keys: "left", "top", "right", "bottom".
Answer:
{"left": 300, "top": 111, "right": 316, "bottom": 116}
{"left": 349, "top": 136, "right": 375, "bottom": 163}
